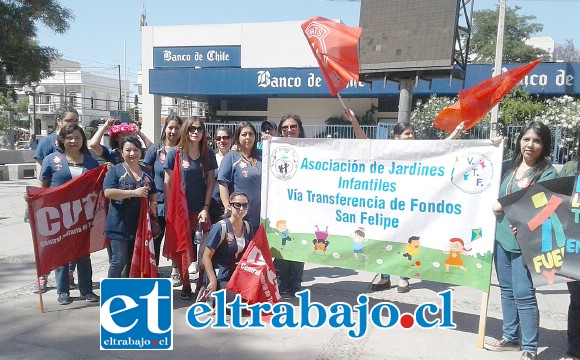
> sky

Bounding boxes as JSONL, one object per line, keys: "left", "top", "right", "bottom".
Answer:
{"left": 35, "top": 0, "right": 580, "bottom": 91}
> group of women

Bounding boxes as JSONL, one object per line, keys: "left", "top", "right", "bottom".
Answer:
{"left": 32, "top": 107, "right": 578, "bottom": 360}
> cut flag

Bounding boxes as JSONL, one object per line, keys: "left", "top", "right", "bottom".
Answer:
{"left": 434, "top": 59, "right": 541, "bottom": 132}
{"left": 27, "top": 164, "right": 109, "bottom": 276}
{"left": 163, "top": 150, "right": 193, "bottom": 274}
{"left": 226, "top": 224, "right": 281, "bottom": 306}
{"left": 130, "top": 198, "right": 158, "bottom": 278}
{"left": 301, "top": 16, "right": 362, "bottom": 96}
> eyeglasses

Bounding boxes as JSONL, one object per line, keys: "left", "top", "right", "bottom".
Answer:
{"left": 230, "top": 202, "right": 249, "bottom": 210}
{"left": 215, "top": 136, "right": 230, "bottom": 141}
{"left": 281, "top": 124, "right": 298, "bottom": 131}
{"left": 188, "top": 126, "right": 205, "bottom": 134}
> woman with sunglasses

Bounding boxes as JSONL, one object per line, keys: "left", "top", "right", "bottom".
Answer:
{"left": 275, "top": 114, "right": 306, "bottom": 298}
{"left": 202, "top": 192, "right": 253, "bottom": 302}
{"left": 209, "top": 126, "right": 233, "bottom": 225}
{"left": 164, "top": 117, "right": 217, "bottom": 300}
{"left": 218, "top": 122, "right": 262, "bottom": 233}
{"left": 143, "top": 114, "right": 183, "bottom": 285}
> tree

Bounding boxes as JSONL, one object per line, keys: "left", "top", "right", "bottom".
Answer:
{"left": 470, "top": 5, "right": 548, "bottom": 64}
{"left": 0, "top": 1, "right": 73, "bottom": 97}
{"left": 554, "top": 39, "right": 580, "bottom": 62}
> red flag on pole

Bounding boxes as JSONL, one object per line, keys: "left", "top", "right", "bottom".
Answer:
{"left": 130, "top": 198, "right": 158, "bottom": 278}
{"left": 434, "top": 59, "right": 542, "bottom": 132}
{"left": 301, "top": 16, "right": 362, "bottom": 96}
{"left": 27, "top": 164, "right": 109, "bottom": 276}
{"left": 226, "top": 224, "right": 281, "bottom": 305}
{"left": 163, "top": 150, "right": 193, "bottom": 269}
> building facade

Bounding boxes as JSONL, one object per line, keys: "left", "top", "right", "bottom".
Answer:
{"left": 141, "top": 20, "right": 580, "bottom": 141}
{"left": 19, "top": 59, "right": 131, "bottom": 135}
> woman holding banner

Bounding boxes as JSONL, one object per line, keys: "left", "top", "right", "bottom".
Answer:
{"left": 144, "top": 114, "right": 183, "bottom": 286}
{"left": 104, "top": 135, "right": 157, "bottom": 279}
{"left": 344, "top": 110, "right": 464, "bottom": 293}
{"left": 272, "top": 114, "right": 306, "bottom": 298}
{"left": 39, "top": 123, "right": 100, "bottom": 305}
{"left": 202, "top": 192, "right": 253, "bottom": 303}
{"left": 164, "top": 117, "right": 217, "bottom": 300}
{"left": 485, "top": 121, "right": 558, "bottom": 360}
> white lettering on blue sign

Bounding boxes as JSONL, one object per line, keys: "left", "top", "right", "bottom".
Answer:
{"left": 163, "top": 50, "right": 191, "bottom": 62}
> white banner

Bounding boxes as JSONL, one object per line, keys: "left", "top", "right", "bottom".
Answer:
{"left": 261, "top": 138, "right": 503, "bottom": 292}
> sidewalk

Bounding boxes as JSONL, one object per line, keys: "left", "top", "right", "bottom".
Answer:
{"left": 0, "top": 179, "right": 570, "bottom": 360}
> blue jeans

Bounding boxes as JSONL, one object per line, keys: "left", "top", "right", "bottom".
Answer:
{"left": 108, "top": 240, "right": 134, "bottom": 278}
{"left": 567, "top": 281, "right": 580, "bottom": 358}
{"left": 380, "top": 274, "right": 410, "bottom": 281}
{"left": 494, "top": 242, "right": 539, "bottom": 352}
{"left": 55, "top": 256, "right": 93, "bottom": 295}
{"left": 276, "top": 259, "right": 304, "bottom": 293}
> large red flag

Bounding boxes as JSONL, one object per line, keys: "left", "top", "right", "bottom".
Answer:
{"left": 130, "top": 198, "right": 158, "bottom": 278}
{"left": 27, "top": 164, "right": 108, "bottom": 276}
{"left": 226, "top": 225, "right": 281, "bottom": 305}
{"left": 163, "top": 150, "right": 193, "bottom": 267}
{"left": 301, "top": 16, "right": 362, "bottom": 96}
{"left": 434, "top": 59, "right": 542, "bottom": 132}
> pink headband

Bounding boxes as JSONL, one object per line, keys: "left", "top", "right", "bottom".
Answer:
{"left": 108, "top": 123, "right": 138, "bottom": 137}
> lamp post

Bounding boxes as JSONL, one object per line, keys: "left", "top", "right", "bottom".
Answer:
{"left": 22, "top": 83, "right": 46, "bottom": 136}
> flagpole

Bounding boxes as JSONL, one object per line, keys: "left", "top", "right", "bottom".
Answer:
{"left": 336, "top": 93, "right": 347, "bottom": 110}
{"left": 490, "top": 0, "right": 506, "bottom": 138}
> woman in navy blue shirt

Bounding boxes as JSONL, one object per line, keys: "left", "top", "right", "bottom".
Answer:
{"left": 39, "top": 123, "right": 100, "bottom": 305}
{"left": 104, "top": 136, "right": 157, "bottom": 278}
{"left": 143, "top": 115, "right": 183, "bottom": 268}
{"left": 218, "top": 122, "right": 262, "bottom": 233}
{"left": 164, "top": 117, "right": 217, "bottom": 300}
{"left": 202, "top": 192, "right": 253, "bottom": 302}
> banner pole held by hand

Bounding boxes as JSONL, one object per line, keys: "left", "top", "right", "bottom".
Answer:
{"left": 337, "top": 93, "right": 347, "bottom": 110}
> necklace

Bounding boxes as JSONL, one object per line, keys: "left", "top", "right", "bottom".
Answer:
{"left": 123, "top": 163, "right": 143, "bottom": 182}
{"left": 239, "top": 151, "right": 258, "bottom": 171}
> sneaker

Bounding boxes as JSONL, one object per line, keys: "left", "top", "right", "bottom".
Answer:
{"left": 171, "top": 273, "right": 182, "bottom": 287}
{"left": 188, "top": 262, "right": 199, "bottom": 274}
{"left": 521, "top": 351, "right": 537, "bottom": 360}
{"left": 57, "top": 293, "right": 72, "bottom": 305}
{"left": 33, "top": 276, "right": 48, "bottom": 294}
{"left": 484, "top": 338, "right": 520, "bottom": 352}
{"left": 69, "top": 272, "right": 76, "bottom": 289}
{"left": 180, "top": 286, "right": 193, "bottom": 300}
{"left": 80, "top": 292, "right": 99, "bottom": 302}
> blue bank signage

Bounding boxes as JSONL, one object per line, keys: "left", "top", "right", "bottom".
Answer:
{"left": 153, "top": 46, "right": 241, "bottom": 68}
{"left": 149, "top": 62, "right": 580, "bottom": 96}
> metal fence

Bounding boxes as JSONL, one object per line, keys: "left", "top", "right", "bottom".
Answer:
{"left": 205, "top": 122, "right": 577, "bottom": 164}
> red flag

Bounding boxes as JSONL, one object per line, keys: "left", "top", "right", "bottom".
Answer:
{"left": 163, "top": 150, "right": 193, "bottom": 267}
{"left": 301, "top": 16, "right": 362, "bottom": 96}
{"left": 226, "top": 225, "right": 281, "bottom": 305}
{"left": 27, "top": 164, "right": 109, "bottom": 276}
{"left": 434, "top": 59, "right": 542, "bottom": 132}
{"left": 130, "top": 198, "right": 159, "bottom": 278}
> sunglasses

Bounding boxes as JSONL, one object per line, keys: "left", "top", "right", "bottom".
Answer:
{"left": 215, "top": 135, "right": 230, "bottom": 141}
{"left": 230, "top": 202, "right": 249, "bottom": 210}
{"left": 188, "top": 126, "right": 205, "bottom": 134}
{"left": 281, "top": 124, "right": 298, "bottom": 131}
